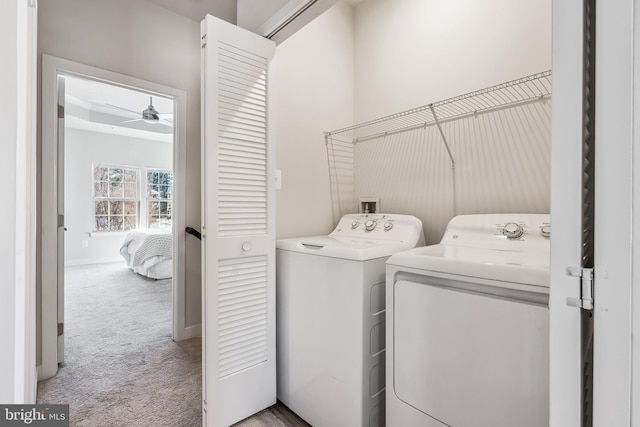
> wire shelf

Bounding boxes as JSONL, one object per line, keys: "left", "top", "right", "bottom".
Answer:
{"left": 325, "top": 70, "right": 551, "bottom": 144}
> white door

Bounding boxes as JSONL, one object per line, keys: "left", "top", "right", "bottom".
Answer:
{"left": 549, "top": 0, "right": 592, "bottom": 425}
{"left": 200, "top": 15, "right": 277, "bottom": 427}
{"left": 57, "top": 75, "right": 66, "bottom": 364}
{"left": 592, "top": 0, "right": 634, "bottom": 425}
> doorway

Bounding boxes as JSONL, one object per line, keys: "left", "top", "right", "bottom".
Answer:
{"left": 40, "top": 55, "right": 189, "bottom": 380}
{"left": 62, "top": 74, "right": 175, "bottom": 355}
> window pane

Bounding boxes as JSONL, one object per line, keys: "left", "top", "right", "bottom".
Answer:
{"left": 124, "top": 216, "right": 137, "bottom": 230}
{"left": 109, "top": 168, "right": 123, "bottom": 182}
{"left": 148, "top": 183, "right": 158, "bottom": 199}
{"left": 93, "top": 166, "right": 108, "bottom": 181}
{"left": 109, "top": 181, "right": 123, "bottom": 198}
{"left": 110, "top": 217, "right": 123, "bottom": 231}
{"left": 95, "top": 216, "right": 109, "bottom": 231}
{"left": 124, "top": 183, "right": 137, "bottom": 198}
{"left": 123, "top": 169, "right": 137, "bottom": 182}
{"left": 124, "top": 201, "right": 137, "bottom": 215}
{"left": 110, "top": 201, "right": 123, "bottom": 215}
{"left": 95, "top": 201, "right": 109, "bottom": 215}
{"left": 94, "top": 181, "right": 108, "bottom": 197}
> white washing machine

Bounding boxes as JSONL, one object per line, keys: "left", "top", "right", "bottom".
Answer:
{"left": 386, "top": 214, "right": 550, "bottom": 427}
{"left": 276, "top": 213, "right": 425, "bottom": 427}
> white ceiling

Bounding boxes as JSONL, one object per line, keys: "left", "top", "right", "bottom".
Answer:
{"left": 144, "top": 0, "right": 366, "bottom": 24}
{"left": 64, "top": 75, "right": 174, "bottom": 141}
{"left": 144, "top": 0, "right": 237, "bottom": 23}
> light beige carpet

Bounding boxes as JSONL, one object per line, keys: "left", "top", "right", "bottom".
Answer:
{"left": 37, "top": 262, "right": 308, "bottom": 427}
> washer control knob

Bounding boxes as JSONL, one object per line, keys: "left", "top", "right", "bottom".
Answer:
{"left": 384, "top": 222, "right": 393, "bottom": 231}
{"left": 503, "top": 222, "right": 524, "bottom": 239}
{"left": 540, "top": 224, "right": 551, "bottom": 238}
{"left": 365, "top": 220, "right": 377, "bottom": 231}
{"left": 351, "top": 221, "right": 359, "bottom": 230}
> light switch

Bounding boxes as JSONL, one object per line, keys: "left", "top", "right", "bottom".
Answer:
{"left": 275, "top": 169, "right": 282, "bottom": 190}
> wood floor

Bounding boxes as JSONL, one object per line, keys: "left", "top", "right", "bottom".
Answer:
{"left": 268, "top": 402, "right": 311, "bottom": 426}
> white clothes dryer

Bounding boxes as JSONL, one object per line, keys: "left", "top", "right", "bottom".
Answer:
{"left": 386, "top": 214, "right": 550, "bottom": 427}
{"left": 276, "top": 213, "right": 425, "bottom": 427}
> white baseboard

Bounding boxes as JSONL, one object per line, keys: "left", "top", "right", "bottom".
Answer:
{"left": 64, "top": 257, "right": 124, "bottom": 267}
{"left": 174, "top": 324, "right": 201, "bottom": 341}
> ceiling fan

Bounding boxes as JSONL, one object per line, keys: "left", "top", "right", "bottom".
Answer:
{"left": 106, "top": 96, "right": 173, "bottom": 126}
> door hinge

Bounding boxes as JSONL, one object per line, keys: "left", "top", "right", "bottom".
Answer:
{"left": 201, "top": 34, "right": 207, "bottom": 49}
{"left": 58, "top": 214, "right": 64, "bottom": 228}
{"left": 57, "top": 323, "right": 64, "bottom": 336}
{"left": 57, "top": 104, "right": 65, "bottom": 119}
{"left": 566, "top": 267, "right": 594, "bottom": 310}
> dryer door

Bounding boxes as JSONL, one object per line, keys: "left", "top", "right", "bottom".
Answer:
{"left": 393, "top": 278, "right": 549, "bottom": 427}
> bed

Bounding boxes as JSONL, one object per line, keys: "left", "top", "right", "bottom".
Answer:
{"left": 120, "top": 229, "right": 173, "bottom": 279}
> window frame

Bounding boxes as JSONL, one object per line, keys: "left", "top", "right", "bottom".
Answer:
{"left": 146, "top": 168, "right": 174, "bottom": 230}
{"left": 92, "top": 164, "right": 140, "bottom": 232}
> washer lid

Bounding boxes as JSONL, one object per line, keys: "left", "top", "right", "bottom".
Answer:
{"left": 277, "top": 235, "right": 414, "bottom": 261}
{"left": 387, "top": 244, "right": 550, "bottom": 288}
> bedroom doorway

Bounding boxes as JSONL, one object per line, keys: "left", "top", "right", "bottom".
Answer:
{"left": 40, "top": 55, "right": 189, "bottom": 379}
{"left": 61, "top": 74, "right": 176, "bottom": 360}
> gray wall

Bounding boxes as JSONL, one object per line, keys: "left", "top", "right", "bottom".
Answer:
{"left": 64, "top": 128, "right": 173, "bottom": 265}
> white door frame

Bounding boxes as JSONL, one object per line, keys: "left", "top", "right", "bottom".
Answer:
{"left": 592, "top": 0, "right": 634, "bottom": 425}
{"left": 549, "top": 0, "right": 586, "bottom": 424}
{"left": 40, "top": 54, "right": 188, "bottom": 380}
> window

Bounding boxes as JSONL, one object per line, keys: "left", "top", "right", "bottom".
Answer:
{"left": 147, "top": 169, "right": 173, "bottom": 229}
{"left": 93, "top": 165, "right": 138, "bottom": 231}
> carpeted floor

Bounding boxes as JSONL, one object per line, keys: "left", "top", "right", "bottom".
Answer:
{"left": 37, "top": 262, "right": 308, "bottom": 427}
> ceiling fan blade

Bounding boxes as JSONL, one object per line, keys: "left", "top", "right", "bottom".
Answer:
{"left": 120, "top": 118, "right": 144, "bottom": 124}
{"left": 159, "top": 119, "right": 174, "bottom": 127}
{"left": 106, "top": 103, "right": 141, "bottom": 116}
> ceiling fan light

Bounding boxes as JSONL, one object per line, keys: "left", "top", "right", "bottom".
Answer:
{"left": 142, "top": 110, "right": 160, "bottom": 122}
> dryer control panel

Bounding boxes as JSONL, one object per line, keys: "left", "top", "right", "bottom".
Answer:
{"left": 331, "top": 213, "right": 425, "bottom": 245}
{"left": 440, "top": 213, "right": 550, "bottom": 251}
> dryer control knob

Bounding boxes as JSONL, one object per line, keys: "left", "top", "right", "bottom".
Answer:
{"left": 540, "top": 224, "right": 551, "bottom": 238}
{"left": 384, "top": 222, "right": 393, "bottom": 231}
{"left": 351, "top": 221, "right": 359, "bottom": 230}
{"left": 365, "top": 220, "right": 377, "bottom": 231}
{"left": 503, "top": 222, "right": 524, "bottom": 239}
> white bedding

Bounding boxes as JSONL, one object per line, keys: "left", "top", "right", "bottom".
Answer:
{"left": 120, "top": 229, "right": 173, "bottom": 279}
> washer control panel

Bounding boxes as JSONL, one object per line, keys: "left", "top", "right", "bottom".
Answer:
{"left": 331, "top": 213, "right": 424, "bottom": 244}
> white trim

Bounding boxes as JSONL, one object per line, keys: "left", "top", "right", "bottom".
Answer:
{"left": 40, "top": 55, "right": 190, "bottom": 380}
{"left": 593, "top": 1, "right": 634, "bottom": 425}
{"left": 549, "top": 0, "right": 585, "bottom": 425}
{"left": 181, "top": 324, "right": 202, "bottom": 341}
{"left": 633, "top": 1, "right": 640, "bottom": 423}
{"left": 64, "top": 257, "right": 124, "bottom": 267}
{"left": 13, "top": 0, "right": 37, "bottom": 404}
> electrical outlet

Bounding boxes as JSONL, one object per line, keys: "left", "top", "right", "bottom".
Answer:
{"left": 82, "top": 240, "right": 89, "bottom": 248}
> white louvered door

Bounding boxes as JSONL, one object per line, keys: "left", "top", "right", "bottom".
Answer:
{"left": 200, "top": 15, "right": 276, "bottom": 427}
